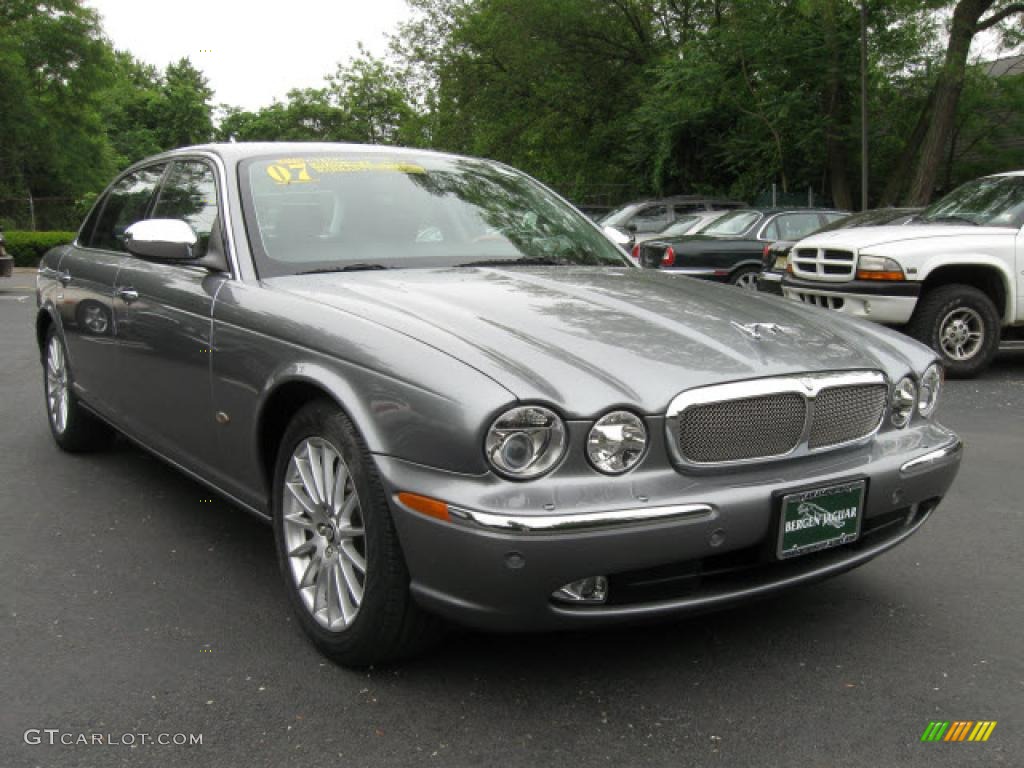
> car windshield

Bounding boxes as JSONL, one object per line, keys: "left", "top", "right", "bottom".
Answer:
{"left": 919, "top": 175, "right": 1024, "bottom": 227}
{"left": 700, "top": 210, "right": 762, "bottom": 236}
{"left": 598, "top": 203, "right": 642, "bottom": 228}
{"left": 658, "top": 215, "right": 701, "bottom": 237}
{"left": 240, "top": 152, "right": 630, "bottom": 276}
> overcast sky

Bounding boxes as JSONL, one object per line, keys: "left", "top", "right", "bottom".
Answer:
{"left": 85, "top": 0, "right": 413, "bottom": 111}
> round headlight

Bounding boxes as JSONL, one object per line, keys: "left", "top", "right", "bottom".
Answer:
{"left": 891, "top": 376, "right": 917, "bottom": 428}
{"left": 587, "top": 411, "right": 648, "bottom": 474}
{"left": 485, "top": 406, "right": 566, "bottom": 479}
{"left": 917, "top": 363, "right": 942, "bottom": 417}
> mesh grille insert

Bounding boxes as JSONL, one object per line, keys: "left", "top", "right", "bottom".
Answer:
{"left": 677, "top": 393, "right": 806, "bottom": 463}
{"left": 808, "top": 384, "right": 887, "bottom": 449}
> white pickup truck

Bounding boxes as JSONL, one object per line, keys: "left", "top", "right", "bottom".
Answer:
{"left": 781, "top": 171, "right": 1024, "bottom": 376}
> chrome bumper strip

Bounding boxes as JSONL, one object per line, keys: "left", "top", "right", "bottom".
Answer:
{"left": 448, "top": 503, "right": 715, "bottom": 534}
{"left": 900, "top": 437, "right": 963, "bottom": 476}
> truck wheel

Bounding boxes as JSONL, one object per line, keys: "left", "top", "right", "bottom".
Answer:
{"left": 907, "top": 284, "right": 1000, "bottom": 378}
{"left": 272, "top": 400, "right": 442, "bottom": 666}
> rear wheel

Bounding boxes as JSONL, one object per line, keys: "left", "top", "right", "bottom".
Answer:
{"left": 730, "top": 267, "right": 760, "bottom": 290}
{"left": 43, "top": 327, "right": 114, "bottom": 451}
{"left": 907, "top": 284, "right": 1000, "bottom": 378}
{"left": 271, "top": 400, "right": 440, "bottom": 666}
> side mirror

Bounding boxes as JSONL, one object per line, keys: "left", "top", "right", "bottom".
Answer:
{"left": 124, "top": 219, "right": 198, "bottom": 261}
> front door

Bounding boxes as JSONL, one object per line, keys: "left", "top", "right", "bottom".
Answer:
{"left": 58, "top": 164, "right": 166, "bottom": 419}
{"left": 112, "top": 159, "right": 228, "bottom": 472}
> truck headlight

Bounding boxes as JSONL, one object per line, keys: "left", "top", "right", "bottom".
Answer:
{"left": 917, "top": 363, "right": 942, "bottom": 417}
{"left": 587, "top": 411, "right": 648, "bottom": 474}
{"left": 485, "top": 406, "right": 567, "bottom": 479}
{"left": 891, "top": 377, "right": 917, "bottom": 427}
{"left": 856, "top": 254, "right": 905, "bottom": 281}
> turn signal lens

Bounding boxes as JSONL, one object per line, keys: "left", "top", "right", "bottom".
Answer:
{"left": 397, "top": 492, "right": 450, "bottom": 522}
{"left": 856, "top": 254, "right": 905, "bottom": 281}
{"left": 662, "top": 246, "right": 676, "bottom": 267}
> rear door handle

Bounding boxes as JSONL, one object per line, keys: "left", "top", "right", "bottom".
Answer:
{"left": 115, "top": 286, "right": 139, "bottom": 303}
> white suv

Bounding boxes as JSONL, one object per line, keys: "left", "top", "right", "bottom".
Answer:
{"left": 781, "top": 172, "right": 1024, "bottom": 376}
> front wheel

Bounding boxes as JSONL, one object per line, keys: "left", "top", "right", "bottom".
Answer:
{"left": 271, "top": 400, "right": 440, "bottom": 666}
{"left": 907, "top": 284, "right": 1000, "bottom": 378}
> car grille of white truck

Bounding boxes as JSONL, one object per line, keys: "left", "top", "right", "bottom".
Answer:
{"left": 791, "top": 248, "right": 856, "bottom": 281}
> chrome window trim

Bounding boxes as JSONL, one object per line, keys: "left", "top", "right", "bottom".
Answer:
{"left": 447, "top": 502, "right": 715, "bottom": 534}
{"left": 665, "top": 370, "right": 889, "bottom": 469}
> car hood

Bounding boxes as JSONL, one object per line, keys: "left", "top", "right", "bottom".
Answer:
{"left": 797, "top": 223, "right": 1016, "bottom": 250}
{"left": 265, "top": 267, "right": 927, "bottom": 416}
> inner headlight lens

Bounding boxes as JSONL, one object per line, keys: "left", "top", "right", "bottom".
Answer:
{"left": 856, "top": 254, "right": 905, "bottom": 281}
{"left": 891, "top": 376, "right": 917, "bottom": 428}
{"left": 485, "top": 406, "right": 566, "bottom": 479}
{"left": 587, "top": 411, "right": 648, "bottom": 474}
{"left": 918, "top": 363, "right": 943, "bottom": 417}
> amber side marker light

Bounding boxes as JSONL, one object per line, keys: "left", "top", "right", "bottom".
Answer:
{"left": 397, "top": 492, "right": 450, "bottom": 522}
{"left": 856, "top": 270, "right": 905, "bottom": 281}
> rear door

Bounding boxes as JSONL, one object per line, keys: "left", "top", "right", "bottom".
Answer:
{"left": 58, "top": 164, "right": 166, "bottom": 419}
{"left": 112, "top": 159, "right": 229, "bottom": 471}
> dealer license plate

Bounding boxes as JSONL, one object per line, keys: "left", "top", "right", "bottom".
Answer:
{"left": 777, "top": 480, "right": 865, "bottom": 559}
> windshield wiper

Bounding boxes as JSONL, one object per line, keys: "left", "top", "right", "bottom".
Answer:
{"left": 296, "top": 263, "right": 390, "bottom": 275}
{"left": 925, "top": 215, "right": 978, "bottom": 226}
{"left": 457, "top": 256, "right": 571, "bottom": 268}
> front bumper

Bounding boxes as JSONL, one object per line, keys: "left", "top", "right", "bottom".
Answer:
{"left": 781, "top": 275, "right": 920, "bottom": 324}
{"left": 380, "top": 423, "right": 962, "bottom": 631}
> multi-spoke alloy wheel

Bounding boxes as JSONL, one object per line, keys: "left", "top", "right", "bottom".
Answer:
{"left": 46, "top": 336, "right": 69, "bottom": 434}
{"left": 272, "top": 401, "right": 441, "bottom": 666}
{"left": 730, "top": 268, "right": 760, "bottom": 290}
{"left": 908, "top": 284, "right": 999, "bottom": 378}
{"left": 40, "top": 327, "right": 113, "bottom": 451}
{"left": 282, "top": 437, "right": 367, "bottom": 632}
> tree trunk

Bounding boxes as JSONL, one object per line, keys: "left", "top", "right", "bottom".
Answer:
{"left": 905, "top": 0, "right": 991, "bottom": 205}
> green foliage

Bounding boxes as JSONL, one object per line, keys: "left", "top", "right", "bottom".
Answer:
{"left": 217, "top": 47, "right": 423, "bottom": 146}
{"left": 2, "top": 231, "right": 78, "bottom": 267}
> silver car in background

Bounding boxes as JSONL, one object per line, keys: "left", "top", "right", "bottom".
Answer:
{"left": 36, "top": 143, "right": 962, "bottom": 666}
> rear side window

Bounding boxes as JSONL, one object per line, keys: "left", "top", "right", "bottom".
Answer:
{"left": 152, "top": 161, "right": 220, "bottom": 258}
{"left": 86, "top": 165, "right": 166, "bottom": 251}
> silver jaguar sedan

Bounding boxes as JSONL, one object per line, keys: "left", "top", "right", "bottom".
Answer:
{"left": 36, "top": 143, "right": 962, "bottom": 666}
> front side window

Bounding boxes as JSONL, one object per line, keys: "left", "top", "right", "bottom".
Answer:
{"left": 86, "top": 165, "right": 166, "bottom": 251}
{"left": 701, "top": 210, "right": 762, "bottom": 237}
{"left": 240, "top": 153, "right": 629, "bottom": 277}
{"left": 920, "top": 175, "right": 1024, "bottom": 227}
{"left": 152, "top": 161, "right": 220, "bottom": 258}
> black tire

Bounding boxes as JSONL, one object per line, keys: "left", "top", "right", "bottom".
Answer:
{"left": 271, "top": 400, "right": 441, "bottom": 666}
{"left": 42, "top": 326, "right": 115, "bottom": 452}
{"left": 729, "top": 266, "right": 760, "bottom": 290}
{"left": 907, "top": 284, "right": 1000, "bottom": 378}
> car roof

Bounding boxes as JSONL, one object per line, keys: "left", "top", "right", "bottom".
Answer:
{"left": 133, "top": 142, "right": 474, "bottom": 167}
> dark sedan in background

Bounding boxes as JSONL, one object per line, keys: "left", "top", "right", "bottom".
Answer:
{"left": 757, "top": 208, "right": 922, "bottom": 295}
{"left": 638, "top": 208, "right": 846, "bottom": 288}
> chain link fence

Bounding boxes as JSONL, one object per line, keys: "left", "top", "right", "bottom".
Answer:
{"left": 0, "top": 197, "right": 83, "bottom": 232}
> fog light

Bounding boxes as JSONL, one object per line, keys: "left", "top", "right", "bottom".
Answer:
{"left": 552, "top": 576, "right": 608, "bottom": 604}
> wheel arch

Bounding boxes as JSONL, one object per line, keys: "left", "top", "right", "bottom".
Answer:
{"left": 35, "top": 305, "right": 60, "bottom": 359}
{"left": 918, "top": 259, "right": 1014, "bottom": 324}
{"left": 254, "top": 366, "right": 385, "bottom": 497}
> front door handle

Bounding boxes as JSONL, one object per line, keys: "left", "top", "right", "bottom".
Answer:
{"left": 55, "top": 270, "right": 72, "bottom": 285}
{"left": 115, "top": 286, "right": 139, "bottom": 303}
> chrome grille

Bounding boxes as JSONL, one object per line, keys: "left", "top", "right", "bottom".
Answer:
{"left": 808, "top": 384, "right": 887, "bottom": 449}
{"left": 677, "top": 393, "right": 806, "bottom": 463}
{"left": 791, "top": 247, "right": 856, "bottom": 281}
{"left": 667, "top": 371, "right": 887, "bottom": 467}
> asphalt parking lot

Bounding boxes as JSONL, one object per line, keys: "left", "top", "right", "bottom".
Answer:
{"left": 2, "top": 269, "right": 1021, "bottom": 768}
